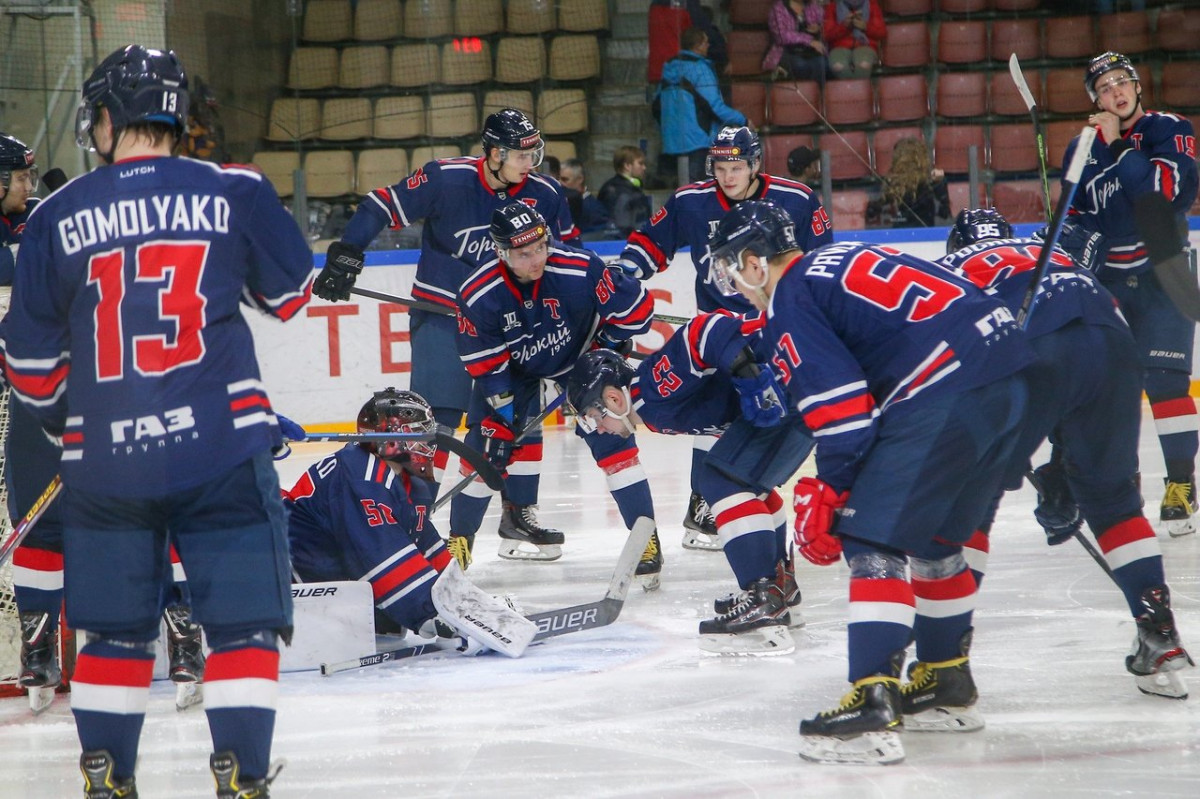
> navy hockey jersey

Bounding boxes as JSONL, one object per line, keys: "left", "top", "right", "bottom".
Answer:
{"left": 0, "top": 195, "right": 39, "bottom": 285}
{"left": 619, "top": 174, "right": 833, "bottom": 314}
{"left": 3, "top": 157, "right": 313, "bottom": 496}
{"left": 940, "top": 238, "right": 1129, "bottom": 339}
{"left": 286, "top": 444, "right": 450, "bottom": 631}
{"left": 457, "top": 243, "right": 654, "bottom": 397}
{"left": 765, "top": 242, "right": 1035, "bottom": 491}
{"left": 341, "top": 156, "right": 580, "bottom": 317}
{"left": 1063, "top": 110, "right": 1198, "bottom": 278}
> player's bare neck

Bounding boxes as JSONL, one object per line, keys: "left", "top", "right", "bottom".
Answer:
{"left": 113, "top": 133, "right": 173, "bottom": 163}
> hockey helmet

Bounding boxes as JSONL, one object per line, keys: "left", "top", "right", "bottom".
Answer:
{"left": 566, "top": 349, "right": 638, "bottom": 434}
{"left": 706, "top": 126, "right": 762, "bottom": 177}
{"left": 708, "top": 200, "right": 799, "bottom": 297}
{"left": 481, "top": 107, "right": 544, "bottom": 167}
{"left": 1084, "top": 51, "right": 1140, "bottom": 103}
{"left": 0, "top": 132, "right": 37, "bottom": 192}
{"left": 76, "top": 45, "right": 189, "bottom": 151}
{"left": 490, "top": 201, "right": 549, "bottom": 256}
{"left": 946, "top": 208, "right": 1014, "bottom": 254}
{"left": 356, "top": 388, "right": 438, "bottom": 471}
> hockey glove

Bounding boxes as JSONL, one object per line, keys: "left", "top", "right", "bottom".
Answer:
{"left": 1031, "top": 461, "right": 1082, "bottom": 546}
{"left": 276, "top": 413, "right": 307, "bottom": 442}
{"left": 732, "top": 367, "right": 786, "bottom": 427}
{"left": 314, "top": 241, "right": 365, "bottom": 301}
{"left": 793, "top": 477, "right": 848, "bottom": 566}
{"left": 480, "top": 393, "right": 517, "bottom": 470}
{"left": 1034, "top": 222, "right": 1107, "bottom": 273}
{"left": 595, "top": 329, "right": 633, "bottom": 357}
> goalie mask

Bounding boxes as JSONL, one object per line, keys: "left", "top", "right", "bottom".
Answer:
{"left": 946, "top": 208, "right": 1013, "bottom": 254}
{"left": 566, "top": 349, "right": 638, "bottom": 436}
{"left": 708, "top": 199, "right": 799, "bottom": 299}
{"left": 357, "top": 388, "right": 438, "bottom": 477}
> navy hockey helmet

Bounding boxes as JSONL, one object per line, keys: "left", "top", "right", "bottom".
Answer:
{"left": 946, "top": 208, "right": 1014, "bottom": 254}
{"left": 481, "top": 107, "right": 544, "bottom": 167}
{"left": 1084, "top": 51, "right": 1140, "bottom": 103}
{"left": 706, "top": 126, "right": 762, "bottom": 177}
{"left": 490, "top": 201, "right": 549, "bottom": 256}
{"left": 566, "top": 349, "right": 638, "bottom": 434}
{"left": 708, "top": 200, "right": 799, "bottom": 297}
{"left": 357, "top": 388, "right": 438, "bottom": 470}
{"left": 0, "top": 132, "right": 37, "bottom": 192}
{"left": 76, "top": 44, "right": 189, "bottom": 151}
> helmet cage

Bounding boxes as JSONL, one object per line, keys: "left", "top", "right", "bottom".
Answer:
{"left": 357, "top": 389, "right": 437, "bottom": 464}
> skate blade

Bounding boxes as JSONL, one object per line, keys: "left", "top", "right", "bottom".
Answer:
{"left": 1165, "top": 517, "right": 1196, "bottom": 537}
{"left": 681, "top": 529, "right": 721, "bottom": 551}
{"left": 788, "top": 608, "right": 806, "bottom": 629}
{"left": 637, "top": 572, "right": 661, "bottom": 592}
{"left": 1135, "top": 670, "right": 1189, "bottom": 699}
{"left": 699, "top": 625, "right": 794, "bottom": 656}
{"left": 904, "top": 705, "right": 985, "bottom": 732}
{"left": 176, "top": 682, "right": 204, "bottom": 711}
{"left": 797, "top": 730, "right": 905, "bottom": 766}
{"left": 28, "top": 686, "right": 56, "bottom": 715}
{"left": 497, "top": 541, "right": 562, "bottom": 562}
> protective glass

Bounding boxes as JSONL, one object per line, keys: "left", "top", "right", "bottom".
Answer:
{"left": 4, "top": 167, "right": 39, "bottom": 193}
{"left": 1095, "top": 74, "right": 1135, "bottom": 98}
{"left": 708, "top": 248, "right": 745, "bottom": 297}
{"left": 501, "top": 141, "right": 545, "bottom": 169}
{"left": 74, "top": 103, "right": 97, "bottom": 151}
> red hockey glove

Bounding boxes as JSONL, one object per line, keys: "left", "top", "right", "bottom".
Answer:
{"left": 793, "top": 477, "right": 848, "bottom": 566}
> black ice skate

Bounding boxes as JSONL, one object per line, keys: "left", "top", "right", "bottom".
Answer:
{"left": 714, "top": 557, "right": 804, "bottom": 628}
{"left": 1160, "top": 476, "right": 1196, "bottom": 537}
{"left": 635, "top": 528, "right": 664, "bottom": 592}
{"left": 681, "top": 491, "right": 720, "bottom": 551}
{"left": 498, "top": 501, "right": 565, "bottom": 561}
{"left": 446, "top": 534, "right": 474, "bottom": 571}
{"left": 1126, "top": 585, "right": 1194, "bottom": 699}
{"left": 18, "top": 610, "right": 61, "bottom": 714}
{"left": 699, "top": 577, "right": 792, "bottom": 655}
{"left": 798, "top": 650, "right": 905, "bottom": 766}
{"left": 81, "top": 750, "right": 138, "bottom": 799}
{"left": 211, "top": 750, "right": 283, "bottom": 799}
{"left": 164, "top": 605, "right": 205, "bottom": 711}
{"left": 901, "top": 629, "right": 984, "bottom": 732}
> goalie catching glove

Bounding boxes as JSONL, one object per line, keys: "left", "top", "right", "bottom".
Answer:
{"left": 314, "top": 241, "right": 365, "bottom": 301}
{"left": 793, "top": 477, "right": 848, "bottom": 566}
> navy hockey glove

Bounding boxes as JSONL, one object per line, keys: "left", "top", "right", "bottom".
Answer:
{"left": 730, "top": 348, "right": 785, "bottom": 427}
{"left": 480, "top": 393, "right": 517, "bottom": 470}
{"left": 276, "top": 413, "right": 307, "bottom": 442}
{"left": 1031, "top": 461, "right": 1082, "bottom": 546}
{"left": 314, "top": 241, "right": 365, "bottom": 301}
{"left": 595, "top": 329, "right": 633, "bottom": 357}
{"left": 1034, "top": 222, "right": 1107, "bottom": 272}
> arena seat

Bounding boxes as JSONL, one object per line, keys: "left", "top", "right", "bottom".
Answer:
{"left": 939, "top": 0, "right": 987, "bottom": 13}
{"left": 426, "top": 93, "right": 478, "bottom": 139}
{"left": 549, "top": 35, "right": 601, "bottom": 81}
{"left": 818, "top": 131, "right": 872, "bottom": 181}
{"left": 287, "top": 47, "right": 338, "bottom": 90}
{"left": 727, "top": 30, "right": 770, "bottom": 77}
{"left": 482, "top": 90, "right": 536, "bottom": 124}
{"left": 876, "top": 74, "right": 930, "bottom": 123}
{"left": 1044, "top": 68, "right": 1094, "bottom": 116}
{"left": 374, "top": 96, "right": 426, "bottom": 140}
{"left": 933, "top": 124, "right": 986, "bottom": 174}
{"left": 266, "top": 98, "right": 321, "bottom": 142}
{"left": 538, "top": 89, "right": 589, "bottom": 135}
{"left": 495, "top": 37, "right": 548, "bottom": 84}
{"left": 507, "top": 0, "right": 556, "bottom": 34}
{"left": 441, "top": 39, "right": 493, "bottom": 86}
{"left": 353, "top": 0, "right": 403, "bottom": 42}
{"left": 881, "top": 0, "right": 933, "bottom": 16}
{"left": 1160, "top": 61, "right": 1200, "bottom": 111}
{"left": 1044, "top": 120, "right": 1084, "bottom": 170}
{"left": 544, "top": 140, "right": 577, "bottom": 161}
{"left": 303, "top": 0, "right": 352, "bottom": 43}
{"left": 937, "top": 21, "right": 986, "bottom": 66}
{"left": 1157, "top": 7, "right": 1200, "bottom": 53}
{"left": 356, "top": 148, "right": 409, "bottom": 194}
{"left": 731, "top": 81, "right": 767, "bottom": 128}
{"left": 339, "top": 46, "right": 389, "bottom": 89}
{"left": 558, "top": 0, "right": 610, "bottom": 32}
{"left": 390, "top": 43, "right": 440, "bottom": 88}
{"left": 252, "top": 151, "right": 300, "bottom": 197}
{"left": 830, "top": 189, "right": 870, "bottom": 231}
{"left": 411, "top": 145, "right": 463, "bottom": 166}
{"left": 762, "top": 134, "right": 815, "bottom": 177}
{"left": 990, "top": 123, "right": 1040, "bottom": 174}
{"left": 990, "top": 18, "right": 1040, "bottom": 64}
{"left": 454, "top": 0, "right": 502, "bottom": 36}
{"left": 1044, "top": 16, "right": 1095, "bottom": 61}
{"left": 768, "top": 81, "right": 820, "bottom": 127}
{"left": 404, "top": 0, "right": 452, "bottom": 39}
{"left": 881, "top": 22, "right": 930, "bottom": 70}
{"left": 991, "top": 178, "right": 1047, "bottom": 224}
{"left": 946, "top": 181, "right": 989, "bottom": 217}
{"left": 990, "top": 69, "right": 1041, "bottom": 117}
{"left": 873, "top": 126, "right": 925, "bottom": 176}
{"left": 1099, "top": 11, "right": 1152, "bottom": 56}
{"left": 729, "top": 0, "right": 773, "bottom": 26}
{"left": 320, "top": 98, "right": 373, "bottom": 141}
{"left": 824, "top": 78, "right": 875, "bottom": 126}
{"left": 936, "top": 72, "right": 987, "bottom": 119}
{"left": 305, "top": 150, "right": 356, "bottom": 198}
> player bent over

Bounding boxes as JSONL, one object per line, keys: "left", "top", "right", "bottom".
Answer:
{"left": 617, "top": 126, "right": 833, "bottom": 551}
{"left": 565, "top": 312, "right": 815, "bottom": 655}
{"left": 941, "top": 209, "right": 1193, "bottom": 703}
{"left": 285, "top": 389, "right": 527, "bottom": 655}
{"left": 709, "top": 200, "right": 1035, "bottom": 765}
{"left": 4, "top": 45, "right": 313, "bottom": 797}
{"left": 453, "top": 203, "right": 663, "bottom": 586}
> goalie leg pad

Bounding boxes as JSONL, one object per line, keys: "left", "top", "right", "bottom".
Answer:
{"left": 431, "top": 561, "right": 537, "bottom": 657}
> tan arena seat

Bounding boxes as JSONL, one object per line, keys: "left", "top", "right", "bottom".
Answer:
{"left": 411, "top": 145, "right": 464, "bottom": 166}
{"left": 441, "top": 39, "right": 493, "bottom": 86}
{"left": 454, "top": 0, "right": 503, "bottom": 36}
{"left": 374, "top": 96, "right": 427, "bottom": 140}
{"left": 339, "top": 46, "right": 389, "bottom": 89}
{"left": 538, "top": 89, "right": 588, "bottom": 135}
{"left": 252, "top": 151, "right": 300, "bottom": 197}
{"left": 390, "top": 43, "right": 441, "bottom": 88}
{"left": 288, "top": 47, "right": 339, "bottom": 90}
{"left": 544, "top": 140, "right": 577, "bottom": 161}
{"left": 266, "top": 98, "right": 321, "bottom": 142}
{"left": 482, "top": 90, "right": 536, "bottom": 124}
{"left": 354, "top": 0, "right": 403, "bottom": 42}
{"left": 427, "top": 93, "right": 478, "bottom": 138}
{"left": 558, "top": 0, "right": 609, "bottom": 32}
{"left": 507, "top": 0, "right": 556, "bottom": 34}
{"left": 321, "top": 98, "right": 373, "bottom": 141}
{"left": 404, "top": 0, "right": 452, "bottom": 39}
{"left": 549, "top": 35, "right": 601, "bottom": 81}
{"left": 303, "top": 0, "right": 352, "bottom": 42}
{"left": 495, "top": 37, "right": 547, "bottom": 84}
{"left": 305, "top": 150, "right": 356, "bottom": 198}
{"left": 356, "top": 148, "right": 409, "bottom": 193}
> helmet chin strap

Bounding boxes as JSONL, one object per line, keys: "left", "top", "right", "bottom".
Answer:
{"left": 488, "top": 149, "right": 519, "bottom": 188}
{"left": 734, "top": 250, "right": 770, "bottom": 305}
{"left": 614, "top": 386, "right": 637, "bottom": 436}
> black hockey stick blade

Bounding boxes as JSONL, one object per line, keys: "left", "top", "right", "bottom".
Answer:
{"left": 1133, "top": 192, "right": 1200, "bottom": 322}
{"left": 1024, "top": 469, "right": 1118, "bottom": 584}
{"left": 349, "top": 286, "right": 456, "bottom": 317}
{"left": 0, "top": 474, "right": 64, "bottom": 567}
{"left": 320, "top": 638, "right": 460, "bottom": 675}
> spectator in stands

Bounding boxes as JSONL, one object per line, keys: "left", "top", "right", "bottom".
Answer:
{"left": 598, "top": 146, "right": 652, "bottom": 237}
{"left": 561, "top": 158, "right": 611, "bottom": 234}
{"left": 656, "top": 28, "right": 748, "bottom": 184}
{"left": 648, "top": 0, "right": 726, "bottom": 83}
{"left": 824, "top": 0, "right": 885, "bottom": 80}
{"left": 763, "top": 0, "right": 830, "bottom": 84}
{"left": 787, "top": 144, "right": 822, "bottom": 185}
{"left": 543, "top": 155, "right": 562, "bottom": 180}
{"left": 869, "top": 137, "right": 949, "bottom": 228}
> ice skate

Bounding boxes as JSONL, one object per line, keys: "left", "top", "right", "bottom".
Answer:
{"left": 798, "top": 652, "right": 905, "bottom": 765}
{"left": 699, "top": 577, "right": 793, "bottom": 655}
{"left": 81, "top": 750, "right": 138, "bottom": 798}
{"left": 497, "top": 501, "right": 564, "bottom": 561}
{"left": 18, "top": 611, "right": 61, "bottom": 715}
{"left": 1160, "top": 476, "right": 1196, "bottom": 537}
{"left": 164, "top": 605, "right": 205, "bottom": 710}
{"left": 714, "top": 558, "right": 804, "bottom": 628}
{"left": 447, "top": 534, "right": 473, "bottom": 571}
{"left": 1126, "top": 585, "right": 1194, "bottom": 699}
{"left": 681, "top": 491, "right": 720, "bottom": 551}
{"left": 635, "top": 528, "right": 663, "bottom": 591}
{"left": 901, "top": 630, "right": 984, "bottom": 732}
{"left": 211, "top": 750, "right": 284, "bottom": 799}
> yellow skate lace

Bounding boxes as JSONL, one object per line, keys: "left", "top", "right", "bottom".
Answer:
{"left": 641, "top": 532, "right": 659, "bottom": 561}
{"left": 819, "top": 675, "right": 899, "bottom": 718}
{"left": 901, "top": 655, "right": 968, "bottom": 697}
{"left": 1163, "top": 481, "right": 1195, "bottom": 514}
{"left": 447, "top": 536, "right": 472, "bottom": 570}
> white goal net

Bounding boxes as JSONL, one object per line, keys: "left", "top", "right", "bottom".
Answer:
{"left": 0, "top": 285, "right": 22, "bottom": 694}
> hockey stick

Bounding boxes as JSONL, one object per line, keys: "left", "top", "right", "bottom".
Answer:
{"left": 1009, "top": 54, "right": 1053, "bottom": 223}
{"left": 1016, "top": 126, "right": 1096, "bottom": 329}
{"left": 349, "top": 286, "right": 456, "bottom": 317}
{"left": 0, "top": 475, "right": 63, "bottom": 568}
{"left": 1132, "top": 192, "right": 1200, "bottom": 322}
{"left": 319, "top": 517, "right": 655, "bottom": 674}
{"left": 1024, "top": 469, "right": 1118, "bottom": 584}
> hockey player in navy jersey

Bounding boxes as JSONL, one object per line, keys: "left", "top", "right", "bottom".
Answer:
{"left": 937, "top": 209, "right": 1192, "bottom": 706}
{"left": 565, "top": 312, "right": 815, "bottom": 654}
{"left": 313, "top": 110, "right": 579, "bottom": 551}
{"left": 1062, "top": 52, "right": 1200, "bottom": 537}
{"left": 453, "top": 203, "right": 662, "bottom": 585}
{"left": 1, "top": 131, "right": 39, "bottom": 285}
{"left": 617, "top": 126, "right": 832, "bottom": 552}
{"left": 3, "top": 45, "right": 313, "bottom": 797}
{"left": 708, "top": 200, "right": 1034, "bottom": 765}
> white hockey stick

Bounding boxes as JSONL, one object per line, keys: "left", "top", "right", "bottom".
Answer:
{"left": 319, "top": 517, "right": 655, "bottom": 674}
{"left": 1009, "top": 53, "right": 1053, "bottom": 223}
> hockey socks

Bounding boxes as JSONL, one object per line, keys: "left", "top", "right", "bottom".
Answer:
{"left": 204, "top": 640, "right": 280, "bottom": 781}
{"left": 70, "top": 639, "right": 156, "bottom": 782}
{"left": 1096, "top": 517, "right": 1166, "bottom": 618}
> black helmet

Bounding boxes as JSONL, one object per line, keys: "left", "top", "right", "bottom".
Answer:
{"left": 490, "top": 201, "right": 549, "bottom": 256}
{"left": 0, "top": 132, "right": 37, "bottom": 192}
{"left": 356, "top": 388, "right": 438, "bottom": 471}
{"left": 706, "top": 125, "right": 762, "bottom": 177}
{"left": 566, "top": 349, "right": 637, "bottom": 432}
{"left": 1084, "top": 51, "right": 1140, "bottom": 103}
{"left": 481, "top": 107, "right": 544, "bottom": 166}
{"left": 946, "top": 208, "right": 1013, "bottom": 254}
{"left": 708, "top": 200, "right": 800, "bottom": 297}
{"left": 76, "top": 44, "right": 189, "bottom": 151}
